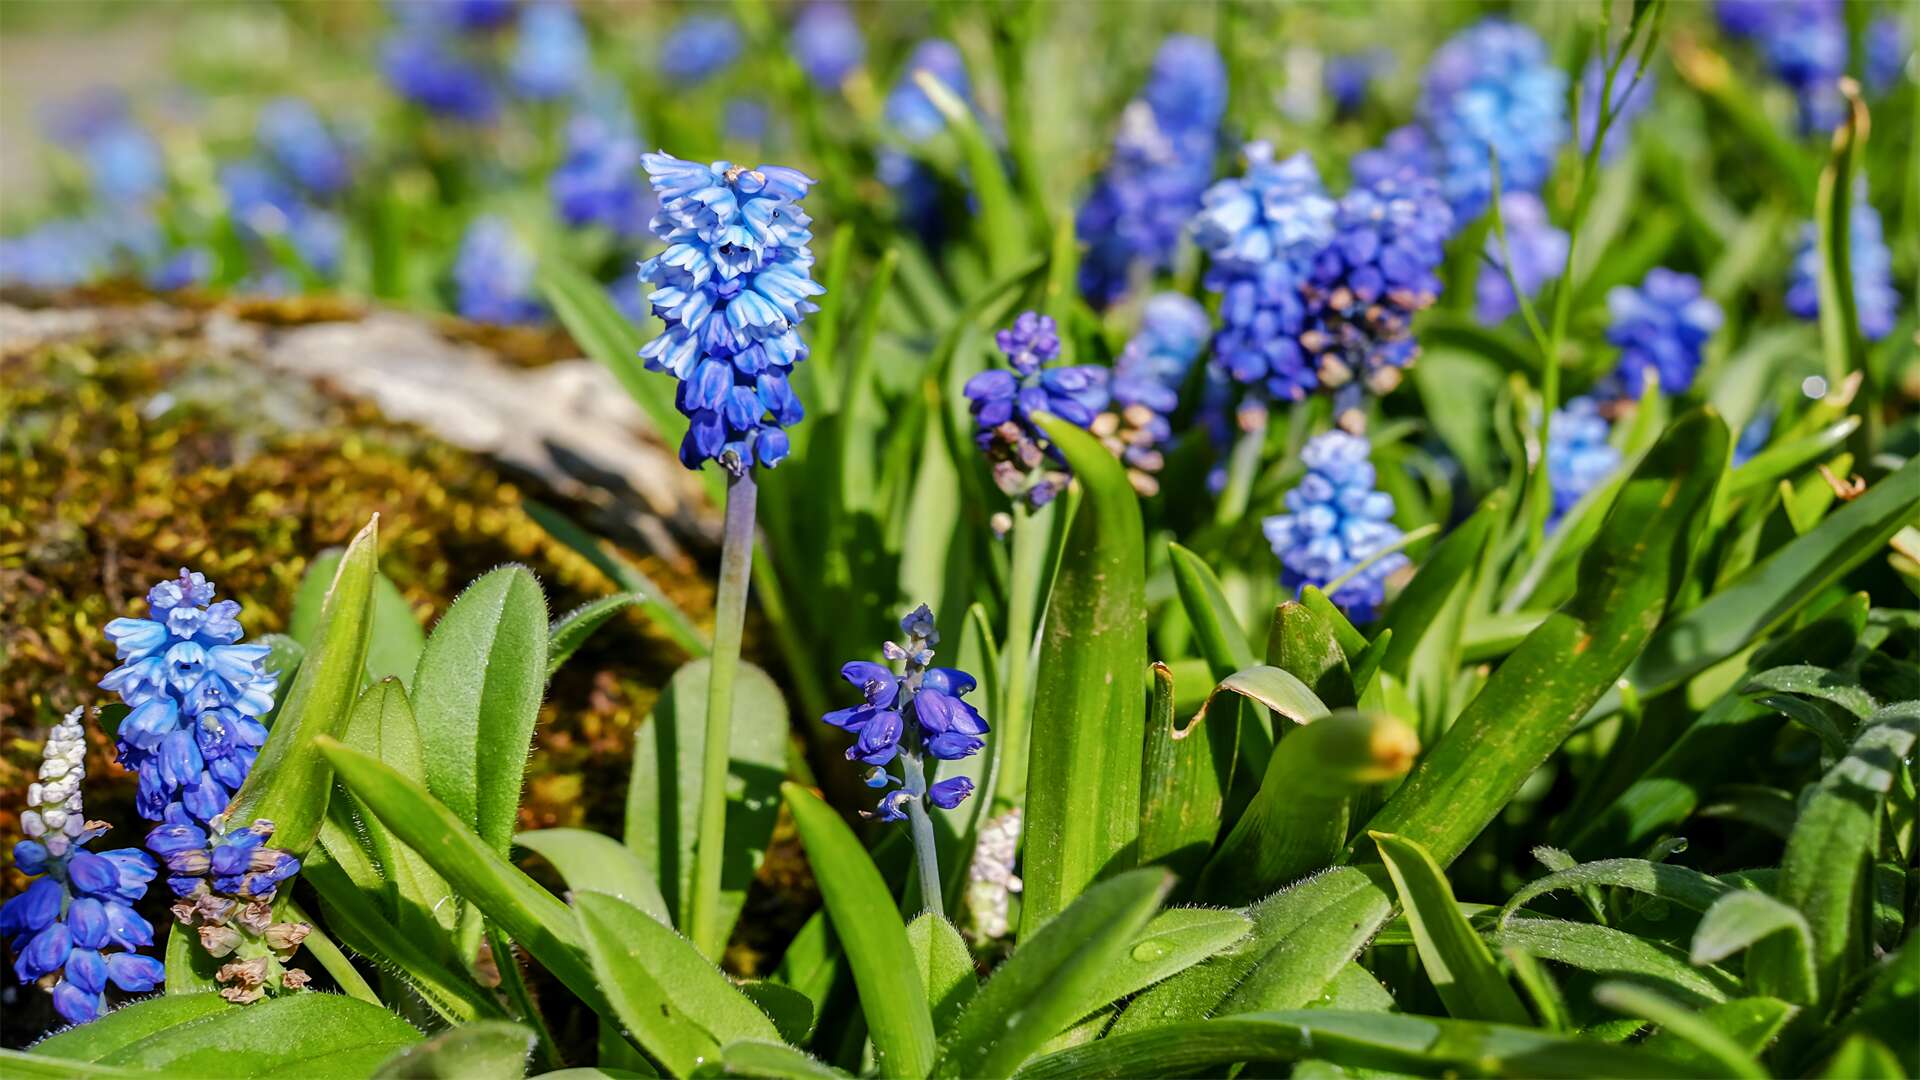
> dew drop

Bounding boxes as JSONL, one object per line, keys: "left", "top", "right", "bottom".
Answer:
{"left": 1130, "top": 940, "right": 1170, "bottom": 963}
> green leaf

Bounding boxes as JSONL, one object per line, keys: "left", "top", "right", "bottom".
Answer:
{"left": 1080, "top": 907, "right": 1253, "bottom": 1016}
{"left": 1590, "top": 983, "right": 1767, "bottom": 1080}
{"left": 1745, "top": 664, "right": 1880, "bottom": 720}
{"left": 1690, "top": 891, "right": 1817, "bottom": 1004}
{"left": 912, "top": 70, "right": 1024, "bottom": 276}
{"left": 548, "top": 593, "right": 648, "bottom": 678}
{"left": 337, "top": 679, "right": 457, "bottom": 941}
{"left": 1363, "top": 409, "right": 1729, "bottom": 866}
{"left": 1721, "top": 417, "right": 1861, "bottom": 509}
{"left": 1380, "top": 491, "right": 1505, "bottom": 732}
{"left": 0, "top": 1049, "right": 142, "bottom": 1079}
{"left": 781, "top": 783, "right": 936, "bottom": 1079}
{"left": 906, "top": 913, "right": 978, "bottom": 1031}
{"left": 574, "top": 891, "right": 782, "bottom": 1077}
{"left": 1642, "top": 998, "right": 1797, "bottom": 1073}
{"left": 739, "top": 981, "right": 817, "bottom": 1046}
{"left": 517, "top": 827, "right": 672, "bottom": 925}
{"left": 539, "top": 256, "right": 685, "bottom": 447}
{"left": 1820, "top": 1035, "right": 1907, "bottom": 1079}
{"left": 1598, "top": 455, "right": 1920, "bottom": 718}
{"left": 698, "top": 1041, "right": 852, "bottom": 1080}
{"left": 626, "top": 659, "right": 789, "bottom": 940}
{"left": 1016, "top": 1010, "right": 1714, "bottom": 1079}
{"left": 291, "top": 549, "right": 345, "bottom": 646}
{"left": 1811, "top": 84, "right": 1868, "bottom": 384}
{"left": 368, "top": 573, "right": 427, "bottom": 689}
{"left": 370, "top": 1022, "right": 536, "bottom": 1080}
{"left": 164, "top": 920, "right": 220, "bottom": 994}
{"left": 1189, "top": 665, "right": 1330, "bottom": 729}
{"left": 34, "top": 992, "right": 421, "bottom": 1078}
{"left": 229, "top": 515, "right": 379, "bottom": 856}
{"left": 412, "top": 565, "right": 549, "bottom": 857}
{"left": 1372, "top": 831, "right": 1531, "bottom": 1025}
{"left": 1021, "top": 415, "right": 1149, "bottom": 937}
{"left": 1494, "top": 918, "right": 1738, "bottom": 1007}
{"left": 1167, "top": 542, "right": 1258, "bottom": 671}
{"left": 522, "top": 499, "right": 707, "bottom": 658}
{"left": 934, "top": 869, "right": 1171, "bottom": 1079}
{"left": 1138, "top": 662, "right": 1232, "bottom": 881}
{"left": 1501, "top": 857, "right": 1736, "bottom": 924}
{"left": 1197, "top": 713, "right": 1418, "bottom": 905}
{"left": 1267, "top": 600, "right": 1357, "bottom": 712}
{"left": 1830, "top": 932, "right": 1918, "bottom": 1075}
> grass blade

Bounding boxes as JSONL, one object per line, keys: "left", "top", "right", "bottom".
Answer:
{"left": 516, "top": 827, "right": 672, "bottom": 925}
{"left": 1592, "top": 983, "right": 1767, "bottom": 1080}
{"left": 1138, "top": 662, "right": 1232, "bottom": 880}
{"left": 1372, "top": 831, "right": 1531, "bottom": 1025}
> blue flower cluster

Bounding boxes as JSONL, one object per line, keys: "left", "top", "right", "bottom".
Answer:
{"left": 1416, "top": 19, "right": 1568, "bottom": 220}
{"left": 1095, "top": 294, "right": 1211, "bottom": 496}
{"left": 1477, "top": 192, "right": 1567, "bottom": 324}
{"left": 637, "top": 154, "right": 824, "bottom": 472}
{"left": 824, "top": 606, "right": 984, "bottom": 821}
{"left": 880, "top": 40, "right": 972, "bottom": 241}
{"left": 1325, "top": 50, "right": 1393, "bottom": 116}
{"left": 101, "top": 570, "right": 277, "bottom": 826}
{"left": 147, "top": 818, "right": 310, "bottom": 1004}
{"left": 1578, "top": 55, "right": 1654, "bottom": 163}
{"left": 964, "top": 312, "right": 1111, "bottom": 507}
{"left": 660, "top": 15, "right": 743, "bottom": 86}
{"left": 1605, "top": 268, "right": 1722, "bottom": 398}
{"left": 454, "top": 216, "right": 546, "bottom": 325}
{"left": 382, "top": 21, "right": 502, "bottom": 123}
{"left": 1787, "top": 200, "right": 1899, "bottom": 343}
{"left": 1076, "top": 35, "right": 1228, "bottom": 307}
{"left": 1867, "top": 16, "right": 1913, "bottom": 96}
{"left": 1262, "top": 431, "right": 1408, "bottom": 622}
{"left": 43, "top": 90, "right": 166, "bottom": 205}
{"left": 1194, "top": 143, "right": 1337, "bottom": 406}
{"left": 382, "top": 1, "right": 593, "bottom": 121}
{"left": 220, "top": 155, "right": 346, "bottom": 281}
{"left": 551, "top": 113, "right": 652, "bottom": 238}
{"left": 1, "top": 711, "right": 164, "bottom": 1025}
{"left": 791, "top": 3, "right": 865, "bottom": 91}
{"left": 510, "top": 2, "right": 591, "bottom": 100}
{"left": 1715, "top": 0, "right": 1846, "bottom": 133}
{"left": 256, "top": 98, "right": 352, "bottom": 200}
{"left": 1297, "top": 169, "right": 1453, "bottom": 408}
{"left": 0, "top": 214, "right": 165, "bottom": 292}
{"left": 1546, "top": 396, "right": 1621, "bottom": 526}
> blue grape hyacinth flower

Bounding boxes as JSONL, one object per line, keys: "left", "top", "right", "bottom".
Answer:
{"left": 1194, "top": 142, "right": 1338, "bottom": 406}
{"left": 1787, "top": 200, "right": 1899, "bottom": 342}
{"left": 1867, "top": 16, "right": 1913, "bottom": 95}
{"left": 1325, "top": 50, "right": 1393, "bottom": 116}
{"left": 791, "top": 3, "right": 865, "bottom": 90}
{"left": 551, "top": 113, "right": 652, "bottom": 238}
{"left": 660, "top": 15, "right": 742, "bottom": 86}
{"left": 100, "top": 569, "right": 277, "bottom": 827}
{"left": 382, "top": 28, "right": 501, "bottom": 123}
{"left": 1605, "top": 268, "right": 1722, "bottom": 398}
{"left": 256, "top": 99, "right": 350, "bottom": 200}
{"left": 1418, "top": 19, "right": 1568, "bottom": 220}
{"left": 1263, "top": 430, "right": 1408, "bottom": 622}
{"left": 146, "top": 816, "right": 311, "bottom": 1003}
{"left": 824, "top": 605, "right": 987, "bottom": 821}
{"left": 1478, "top": 192, "right": 1567, "bottom": 324}
{"left": 636, "top": 153, "right": 824, "bottom": 472}
{"left": 1298, "top": 169, "right": 1453, "bottom": 410}
{"left": 510, "top": 2, "right": 590, "bottom": 100}
{"left": 220, "top": 160, "right": 345, "bottom": 277}
{"left": 885, "top": 39, "right": 971, "bottom": 142}
{"left": 963, "top": 311, "right": 1111, "bottom": 508}
{"left": 1077, "top": 35, "right": 1228, "bottom": 308}
{"left": 1717, "top": 0, "right": 1847, "bottom": 133}
{"left": 1546, "top": 396, "right": 1621, "bottom": 526}
{"left": 1094, "top": 293, "right": 1210, "bottom": 495}
{"left": 1, "top": 710, "right": 164, "bottom": 1025}
{"left": 455, "top": 216, "right": 546, "bottom": 325}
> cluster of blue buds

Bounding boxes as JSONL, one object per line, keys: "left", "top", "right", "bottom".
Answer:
{"left": 381, "top": 19, "right": 503, "bottom": 123}
{"left": 1262, "top": 431, "right": 1408, "bottom": 622}
{"left": 1866, "top": 16, "right": 1912, "bottom": 96}
{"left": 551, "top": 113, "right": 652, "bottom": 239}
{"left": 1578, "top": 55, "right": 1654, "bottom": 163}
{"left": 1076, "top": 36, "right": 1228, "bottom": 308}
{"left": 1715, "top": 0, "right": 1846, "bottom": 133}
{"left": 101, "top": 569, "right": 276, "bottom": 826}
{"left": 1478, "top": 192, "right": 1567, "bottom": 325}
{"left": 147, "top": 818, "right": 309, "bottom": 1004}
{"left": 1546, "top": 396, "right": 1622, "bottom": 527}
{"left": 256, "top": 98, "right": 352, "bottom": 201}
{"left": 1416, "top": 19, "right": 1568, "bottom": 220}
{"left": 43, "top": 89, "right": 165, "bottom": 205}
{"left": 963, "top": 312, "right": 1110, "bottom": 509}
{"left": 222, "top": 100, "right": 351, "bottom": 281}
{"left": 1787, "top": 199, "right": 1898, "bottom": 343}
{"left": 660, "top": 14, "right": 743, "bottom": 86}
{"left": 1093, "top": 294, "right": 1210, "bottom": 496}
{"left": 1297, "top": 169, "right": 1453, "bottom": 413}
{"left": 637, "top": 153, "right": 823, "bottom": 472}
{"left": 1194, "top": 143, "right": 1338, "bottom": 408}
{"left": 2, "top": 710, "right": 164, "bottom": 1024}
{"left": 0, "top": 215, "right": 167, "bottom": 292}
{"left": 509, "top": 2, "right": 591, "bottom": 100}
{"left": 1325, "top": 49, "right": 1393, "bottom": 116}
{"left": 454, "top": 216, "right": 546, "bottom": 325}
{"left": 880, "top": 40, "right": 972, "bottom": 242}
{"left": 1604, "top": 268, "right": 1722, "bottom": 398}
{"left": 824, "top": 606, "right": 985, "bottom": 822}
{"left": 382, "top": 1, "right": 593, "bottom": 122}
{"left": 791, "top": 3, "right": 865, "bottom": 91}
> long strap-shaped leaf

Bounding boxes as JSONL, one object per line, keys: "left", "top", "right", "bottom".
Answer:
{"left": 1372, "top": 831, "right": 1532, "bottom": 1025}
{"left": 781, "top": 783, "right": 937, "bottom": 1080}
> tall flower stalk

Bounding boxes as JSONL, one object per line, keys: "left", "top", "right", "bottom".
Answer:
{"left": 634, "top": 152, "right": 821, "bottom": 956}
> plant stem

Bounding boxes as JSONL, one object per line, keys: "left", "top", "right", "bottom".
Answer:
{"left": 995, "top": 499, "right": 1050, "bottom": 807}
{"left": 901, "top": 752, "right": 946, "bottom": 919}
{"left": 690, "top": 466, "right": 758, "bottom": 958}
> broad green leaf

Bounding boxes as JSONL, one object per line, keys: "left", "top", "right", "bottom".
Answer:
{"left": 1494, "top": 918, "right": 1738, "bottom": 1006}
{"left": 1138, "top": 662, "right": 1232, "bottom": 881}
{"left": 539, "top": 256, "right": 684, "bottom": 447}
{"left": 1315, "top": 962, "right": 1397, "bottom": 1013}
{"left": 934, "top": 869, "right": 1171, "bottom": 1079}
{"left": 782, "top": 783, "right": 936, "bottom": 1080}
{"left": 1372, "top": 831, "right": 1531, "bottom": 1025}
{"left": 1189, "top": 665, "right": 1330, "bottom": 728}
{"left": 1016, "top": 1010, "right": 1713, "bottom": 1079}
{"left": 906, "top": 913, "right": 977, "bottom": 1031}
{"left": 370, "top": 1022, "right": 535, "bottom": 1080}
{"left": 548, "top": 593, "right": 649, "bottom": 677}
{"left": 1380, "top": 490, "right": 1505, "bottom": 730}
{"left": 230, "top": 515, "right": 379, "bottom": 856}
{"left": 517, "top": 827, "right": 672, "bottom": 925}
{"left": 1167, "top": 542, "right": 1258, "bottom": 671}
{"left": 1592, "top": 983, "right": 1767, "bottom": 1080}
{"left": 0, "top": 1049, "right": 142, "bottom": 1079}
{"left": 1744, "top": 664, "right": 1879, "bottom": 720}
{"left": 1642, "top": 998, "right": 1797, "bottom": 1073}
{"left": 574, "top": 891, "right": 781, "bottom": 1077}
{"left": 1811, "top": 85, "right": 1868, "bottom": 383}
{"left": 739, "top": 981, "right": 816, "bottom": 1046}
{"left": 1364, "top": 409, "right": 1728, "bottom": 866}
{"left": 412, "top": 565, "right": 549, "bottom": 856}
{"left": 338, "top": 678, "right": 457, "bottom": 942}
{"left": 1022, "top": 416, "right": 1148, "bottom": 936}
{"left": 319, "top": 737, "right": 611, "bottom": 1017}
{"left": 1691, "top": 891, "right": 1818, "bottom": 1004}
{"left": 1112, "top": 868, "right": 1393, "bottom": 1035}
{"left": 37, "top": 992, "right": 421, "bottom": 1078}
{"left": 1198, "top": 713, "right": 1417, "bottom": 904}
{"left": 699, "top": 1041, "right": 851, "bottom": 1080}
{"left": 291, "top": 549, "right": 345, "bottom": 645}
{"left": 1300, "top": 587, "right": 1368, "bottom": 658}
{"left": 1264, "top": 605, "right": 1355, "bottom": 712}
{"left": 522, "top": 499, "right": 707, "bottom": 657}
{"left": 368, "top": 573, "right": 426, "bottom": 689}
{"left": 1597, "top": 455, "right": 1920, "bottom": 718}
{"left": 1080, "top": 907, "right": 1253, "bottom": 1016}
{"left": 1821, "top": 1035, "right": 1906, "bottom": 1079}
{"left": 164, "top": 920, "right": 219, "bottom": 994}
{"left": 1501, "top": 858, "right": 1736, "bottom": 924}
{"left": 1831, "top": 933, "right": 1918, "bottom": 1075}
{"left": 626, "top": 659, "right": 789, "bottom": 941}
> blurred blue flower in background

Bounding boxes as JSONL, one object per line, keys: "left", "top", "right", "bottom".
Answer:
{"left": 220, "top": 160, "right": 344, "bottom": 276}
{"left": 791, "top": 2, "right": 865, "bottom": 90}
{"left": 726, "top": 99, "right": 771, "bottom": 143}
{"left": 1716, "top": 0, "right": 1846, "bottom": 133}
{"left": 1418, "top": 19, "right": 1567, "bottom": 220}
{"left": 1605, "top": 267, "right": 1722, "bottom": 397}
{"left": 455, "top": 215, "right": 546, "bottom": 325}
{"left": 510, "top": 2, "right": 590, "bottom": 100}
{"left": 1095, "top": 293, "right": 1210, "bottom": 495}
{"left": 964, "top": 312, "right": 1110, "bottom": 508}
{"left": 550, "top": 113, "right": 651, "bottom": 237}
{"left": 149, "top": 247, "right": 214, "bottom": 292}
{"left": 1578, "top": 54, "right": 1654, "bottom": 162}
{"left": 1077, "top": 35, "right": 1228, "bottom": 308}
{"left": 660, "top": 15, "right": 742, "bottom": 86}
{"left": 884, "top": 39, "right": 970, "bottom": 141}
{"left": 83, "top": 125, "right": 166, "bottom": 205}
{"left": 1546, "top": 396, "right": 1620, "bottom": 526}
{"left": 0, "top": 215, "right": 161, "bottom": 289}
{"left": 637, "top": 154, "right": 823, "bottom": 471}
{"left": 1867, "top": 15, "right": 1913, "bottom": 95}
{"left": 1325, "top": 49, "right": 1392, "bottom": 116}
{"left": 1733, "top": 403, "right": 1776, "bottom": 466}
{"left": 382, "top": 30, "right": 501, "bottom": 122}
{"left": 257, "top": 99, "right": 351, "bottom": 200}
{"left": 1351, "top": 124, "right": 1441, "bottom": 189}
{"left": 1263, "top": 430, "right": 1407, "bottom": 621}
{"left": 1787, "top": 199, "right": 1899, "bottom": 342}
{"left": 1477, "top": 192, "right": 1566, "bottom": 324}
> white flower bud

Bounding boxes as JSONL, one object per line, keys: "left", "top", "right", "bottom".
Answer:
{"left": 21, "top": 810, "right": 46, "bottom": 837}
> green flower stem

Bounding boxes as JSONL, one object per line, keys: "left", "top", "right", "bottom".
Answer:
{"left": 995, "top": 499, "right": 1051, "bottom": 807}
{"left": 902, "top": 750, "right": 946, "bottom": 919}
{"left": 690, "top": 466, "right": 758, "bottom": 958}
